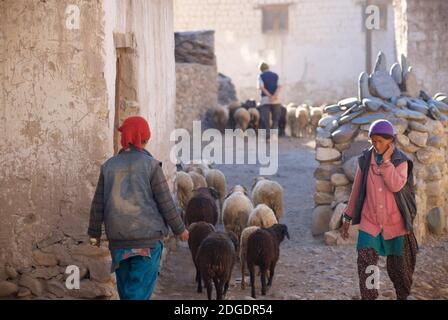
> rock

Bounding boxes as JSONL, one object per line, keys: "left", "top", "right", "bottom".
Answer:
{"left": 390, "top": 63, "right": 402, "bottom": 85}
{"left": 314, "top": 192, "right": 335, "bottom": 205}
{"left": 408, "top": 121, "right": 429, "bottom": 133}
{"left": 17, "top": 287, "right": 32, "bottom": 298}
{"left": 396, "top": 97, "right": 407, "bottom": 108}
{"left": 389, "top": 117, "right": 408, "bottom": 134}
{"left": 175, "top": 30, "right": 215, "bottom": 65}
{"left": 36, "top": 230, "right": 65, "bottom": 249}
{"left": 324, "top": 230, "right": 339, "bottom": 246}
{"left": 408, "top": 131, "right": 428, "bottom": 148}
{"left": 428, "top": 105, "right": 443, "bottom": 121}
{"left": 70, "top": 244, "right": 110, "bottom": 258}
{"left": 331, "top": 173, "right": 349, "bottom": 187}
{"left": 400, "top": 54, "right": 409, "bottom": 80}
{"left": 70, "top": 280, "right": 113, "bottom": 299}
{"left": 329, "top": 203, "right": 347, "bottom": 230}
{"left": 369, "top": 71, "right": 401, "bottom": 100}
{"left": 331, "top": 124, "right": 359, "bottom": 144}
{"left": 407, "top": 101, "right": 429, "bottom": 115}
{"left": 316, "top": 127, "right": 332, "bottom": 139}
{"left": 324, "top": 104, "right": 344, "bottom": 114}
{"left": 343, "top": 156, "right": 359, "bottom": 182}
{"left": 326, "top": 119, "right": 340, "bottom": 133}
{"left": 351, "top": 112, "right": 387, "bottom": 125}
{"left": 0, "top": 281, "right": 18, "bottom": 297}
{"left": 427, "top": 165, "right": 442, "bottom": 181}
{"left": 362, "top": 97, "right": 383, "bottom": 112}
{"left": 426, "top": 181, "right": 442, "bottom": 197}
{"left": 46, "top": 280, "right": 67, "bottom": 298}
{"left": 316, "top": 148, "right": 341, "bottom": 162}
{"left": 314, "top": 164, "right": 339, "bottom": 181}
{"left": 338, "top": 110, "right": 364, "bottom": 125}
{"left": 396, "top": 134, "right": 410, "bottom": 148}
{"left": 334, "top": 186, "right": 351, "bottom": 203}
{"left": 32, "top": 250, "right": 58, "bottom": 267}
{"left": 86, "top": 260, "right": 112, "bottom": 283}
{"left": 358, "top": 72, "right": 371, "bottom": 100}
{"left": 425, "top": 119, "right": 445, "bottom": 135}
{"left": 373, "top": 51, "right": 387, "bottom": 72}
{"left": 338, "top": 97, "right": 360, "bottom": 108}
{"left": 218, "top": 73, "right": 237, "bottom": 105}
{"left": 334, "top": 143, "right": 350, "bottom": 152}
{"left": 427, "top": 208, "right": 446, "bottom": 235}
{"left": 394, "top": 109, "right": 426, "bottom": 121}
{"left": 416, "top": 147, "right": 445, "bottom": 165}
{"left": 312, "top": 206, "right": 334, "bottom": 236}
{"left": 318, "top": 115, "right": 339, "bottom": 128}
{"left": 402, "top": 68, "right": 419, "bottom": 98}
{"left": 30, "top": 266, "right": 61, "bottom": 280}
{"left": 432, "top": 99, "right": 448, "bottom": 113}
{"left": 316, "top": 136, "right": 334, "bottom": 148}
{"left": 427, "top": 135, "right": 446, "bottom": 148}
{"left": 5, "top": 265, "right": 18, "bottom": 280}
{"left": 316, "top": 180, "right": 334, "bottom": 193}
{"left": 19, "top": 275, "right": 44, "bottom": 296}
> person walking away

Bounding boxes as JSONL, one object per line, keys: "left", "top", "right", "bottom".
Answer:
{"left": 341, "top": 119, "right": 418, "bottom": 300}
{"left": 88, "top": 116, "right": 189, "bottom": 300}
{"left": 257, "top": 62, "right": 282, "bottom": 141}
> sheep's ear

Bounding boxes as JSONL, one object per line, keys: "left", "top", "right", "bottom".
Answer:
{"left": 242, "top": 186, "right": 249, "bottom": 196}
{"left": 209, "top": 187, "right": 220, "bottom": 200}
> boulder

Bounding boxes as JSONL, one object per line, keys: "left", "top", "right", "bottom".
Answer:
{"left": 329, "top": 203, "right": 347, "bottom": 230}
{"left": 331, "top": 173, "right": 350, "bottom": 187}
{"left": 46, "top": 280, "right": 67, "bottom": 299}
{"left": 369, "top": 71, "right": 401, "bottom": 100}
{"left": 351, "top": 112, "right": 387, "bottom": 125}
{"left": 316, "top": 180, "right": 334, "bottom": 193}
{"left": 416, "top": 147, "right": 445, "bottom": 164}
{"left": 358, "top": 72, "right": 371, "bottom": 100}
{"left": 334, "top": 186, "right": 351, "bottom": 203}
{"left": 338, "top": 97, "right": 360, "bottom": 108}
{"left": 32, "top": 251, "right": 58, "bottom": 267}
{"left": 394, "top": 109, "right": 427, "bottom": 121}
{"left": 390, "top": 63, "right": 402, "bottom": 85}
{"left": 343, "top": 156, "right": 359, "bottom": 182}
{"left": 408, "top": 131, "right": 428, "bottom": 148}
{"left": 402, "top": 68, "right": 419, "bottom": 98}
{"left": 324, "top": 230, "right": 339, "bottom": 246}
{"left": 331, "top": 124, "right": 359, "bottom": 144}
{"left": 316, "top": 148, "right": 341, "bottom": 162}
{"left": 19, "top": 275, "right": 44, "bottom": 296}
{"left": 312, "top": 206, "right": 334, "bottom": 236}
{"left": 427, "top": 208, "right": 446, "bottom": 235}
{"left": 396, "top": 134, "right": 410, "bottom": 148}
{"left": 314, "top": 192, "right": 335, "bottom": 205}
{"left": 408, "top": 121, "right": 429, "bottom": 132}
{"left": 0, "top": 281, "right": 18, "bottom": 297}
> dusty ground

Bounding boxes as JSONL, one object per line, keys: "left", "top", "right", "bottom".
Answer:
{"left": 153, "top": 137, "right": 448, "bottom": 300}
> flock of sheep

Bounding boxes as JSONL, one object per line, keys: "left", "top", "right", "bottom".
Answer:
{"left": 175, "top": 161, "right": 289, "bottom": 300}
{"left": 208, "top": 100, "right": 324, "bottom": 138}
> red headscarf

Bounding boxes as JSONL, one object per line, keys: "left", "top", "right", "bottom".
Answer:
{"left": 118, "top": 116, "right": 151, "bottom": 150}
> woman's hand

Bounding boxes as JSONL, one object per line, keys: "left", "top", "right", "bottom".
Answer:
{"left": 341, "top": 221, "right": 351, "bottom": 240}
{"left": 179, "top": 229, "right": 189, "bottom": 242}
{"left": 383, "top": 142, "right": 395, "bottom": 161}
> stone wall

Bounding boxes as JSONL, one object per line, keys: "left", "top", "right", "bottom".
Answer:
{"left": 174, "top": 0, "right": 396, "bottom": 106}
{"left": 311, "top": 52, "right": 448, "bottom": 246}
{"left": 393, "top": 0, "right": 448, "bottom": 96}
{"left": 0, "top": 0, "right": 177, "bottom": 299}
{"left": 175, "top": 30, "right": 218, "bottom": 132}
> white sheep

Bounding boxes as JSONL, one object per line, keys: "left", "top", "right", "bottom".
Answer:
{"left": 247, "top": 204, "right": 278, "bottom": 228}
{"left": 251, "top": 177, "right": 284, "bottom": 221}
{"left": 189, "top": 171, "right": 208, "bottom": 190}
{"left": 175, "top": 171, "right": 194, "bottom": 213}
{"left": 294, "top": 105, "right": 310, "bottom": 138}
{"left": 286, "top": 103, "right": 297, "bottom": 137}
{"left": 222, "top": 185, "right": 253, "bottom": 244}
{"left": 205, "top": 168, "right": 227, "bottom": 212}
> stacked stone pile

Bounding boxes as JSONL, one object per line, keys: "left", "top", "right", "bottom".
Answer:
{"left": 312, "top": 52, "right": 448, "bottom": 246}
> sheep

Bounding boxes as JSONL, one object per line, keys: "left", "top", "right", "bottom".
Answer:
{"left": 184, "top": 187, "right": 220, "bottom": 227}
{"left": 185, "top": 160, "right": 212, "bottom": 177}
{"left": 242, "top": 99, "right": 257, "bottom": 110}
{"left": 196, "top": 231, "right": 238, "bottom": 300}
{"left": 286, "top": 103, "right": 298, "bottom": 137}
{"left": 175, "top": 171, "right": 194, "bottom": 215}
{"left": 251, "top": 177, "right": 284, "bottom": 221}
{"left": 294, "top": 105, "right": 310, "bottom": 138}
{"left": 188, "top": 171, "right": 208, "bottom": 190}
{"left": 233, "top": 107, "right": 251, "bottom": 131}
{"left": 205, "top": 169, "right": 227, "bottom": 212}
{"left": 309, "top": 106, "right": 323, "bottom": 136}
{"left": 278, "top": 105, "right": 287, "bottom": 136}
{"left": 222, "top": 185, "right": 254, "bottom": 244}
{"left": 246, "top": 224, "right": 290, "bottom": 298}
{"left": 227, "top": 101, "right": 241, "bottom": 129}
{"left": 247, "top": 204, "right": 278, "bottom": 228}
{"left": 188, "top": 221, "right": 216, "bottom": 293}
{"left": 211, "top": 105, "right": 229, "bottom": 133}
{"left": 247, "top": 108, "right": 260, "bottom": 131}
{"left": 239, "top": 226, "right": 259, "bottom": 289}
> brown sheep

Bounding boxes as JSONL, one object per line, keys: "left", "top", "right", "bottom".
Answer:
{"left": 188, "top": 171, "right": 208, "bottom": 190}
{"left": 196, "top": 231, "right": 238, "bottom": 300}
{"left": 247, "top": 108, "right": 260, "bottom": 131}
{"left": 188, "top": 222, "right": 216, "bottom": 293}
{"left": 211, "top": 105, "right": 229, "bottom": 133}
{"left": 227, "top": 101, "right": 241, "bottom": 129}
{"left": 184, "top": 187, "right": 220, "bottom": 227}
{"left": 246, "top": 224, "right": 290, "bottom": 298}
{"left": 234, "top": 107, "right": 251, "bottom": 131}
{"left": 251, "top": 177, "right": 284, "bottom": 221}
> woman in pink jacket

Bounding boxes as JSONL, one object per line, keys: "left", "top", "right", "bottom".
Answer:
{"left": 341, "top": 119, "right": 418, "bottom": 300}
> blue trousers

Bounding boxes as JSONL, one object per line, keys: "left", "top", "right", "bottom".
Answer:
{"left": 115, "top": 241, "right": 163, "bottom": 300}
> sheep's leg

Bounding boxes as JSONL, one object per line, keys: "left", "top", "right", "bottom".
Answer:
{"left": 196, "top": 268, "right": 202, "bottom": 293}
{"left": 261, "top": 268, "right": 267, "bottom": 296}
{"left": 214, "top": 279, "right": 223, "bottom": 300}
{"left": 249, "top": 264, "right": 256, "bottom": 299}
{"left": 268, "top": 262, "right": 276, "bottom": 287}
{"left": 241, "top": 256, "right": 246, "bottom": 290}
{"left": 205, "top": 280, "right": 213, "bottom": 300}
{"left": 223, "top": 281, "right": 229, "bottom": 295}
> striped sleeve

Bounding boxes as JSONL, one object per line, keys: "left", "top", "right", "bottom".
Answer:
{"left": 151, "top": 163, "right": 186, "bottom": 236}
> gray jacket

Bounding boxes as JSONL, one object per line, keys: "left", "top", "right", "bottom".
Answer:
{"left": 88, "top": 147, "right": 185, "bottom": 250}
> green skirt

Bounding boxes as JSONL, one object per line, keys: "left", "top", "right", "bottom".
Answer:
{"left": 357, "top": 230, "right": 404, "bottom": 256}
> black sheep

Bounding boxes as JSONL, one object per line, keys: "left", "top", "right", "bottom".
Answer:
{"left": 184, "top": 187, "right": 219, "bottom": 227}
{"left": 188, "top": 221, "right": 216, "bottom": 293}
{"left": 278, "top": 105, "right": 287, "bottom": 136}
{"left": 246, "top": 224, "right": 290, "bottom": 298}
{"left": 196, "top": 231, "right": 238, "bottom": 300}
